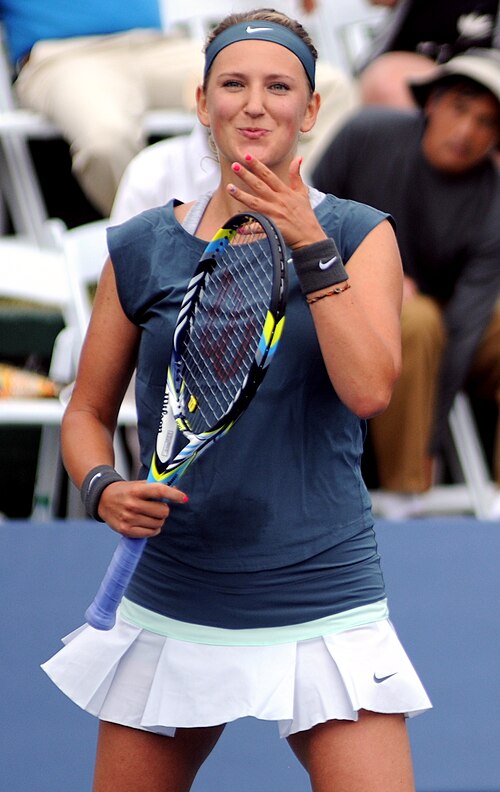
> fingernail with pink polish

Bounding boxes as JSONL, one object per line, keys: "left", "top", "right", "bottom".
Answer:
{"left": 232, "top": 162, "right": 241, "bottom": 172}
{"left": 244, "top": 153, "right": 253, "bottom": 162}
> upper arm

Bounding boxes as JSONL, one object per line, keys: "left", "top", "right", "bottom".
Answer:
{"left": 348, "top": 219, "right": 403, "bottom": 359}
{"left": 67, "top": 258, "right": 141, "bottom": 430}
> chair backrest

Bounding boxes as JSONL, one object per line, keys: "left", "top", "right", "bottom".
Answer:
{"left": 53, "top": 218, "right": 138, "bottom": 479}
{"left": 0, "top": 232, "right": 67, "bottom": 305}
{"left": 49, "top": 219, "right": 109, "bottom": 348}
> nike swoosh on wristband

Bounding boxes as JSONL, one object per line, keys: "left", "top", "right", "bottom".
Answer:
{"left": 88, "top": 472, "right": 103, "bottom": 491}
{"left": 246, "top": 25, "right": 273, "bottom": 33}
{"left": 373, "top": 672, "right": 398, "bottom": 684}
{"left": 318, "top": 255, "right": 338, "bottom": 270}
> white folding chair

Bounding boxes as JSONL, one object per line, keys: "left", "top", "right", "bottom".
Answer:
{"left": 371, "top": 390, "right": 499, "bottom": 520}
{"left": 0, "top": 218, "right": 138, "bottom": 519}
{"left": 46, "top": 219, "right": 138, "bottom": 516}
{"left": 0, "top": 26, "right": 194, "bottom": 245}
{"left": 447, "top": 392, "right": 498, "bottom": 518}
{"left": 0, "top": 223, "right": 68, "bottom": 517}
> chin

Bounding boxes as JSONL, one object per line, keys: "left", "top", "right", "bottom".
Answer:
{"left": 434, "top": 154, "right": 474, "bottom": 174}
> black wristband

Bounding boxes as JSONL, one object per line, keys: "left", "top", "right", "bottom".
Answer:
{"left": 291, "top": 238, "right": 348, "bottom": 295}
{"left": 80, "top": 464, "right": 124, "bottom": 522}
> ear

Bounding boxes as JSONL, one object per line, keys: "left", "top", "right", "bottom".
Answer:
{"left": 300, "top": 91, "right": 321, "bottom": 134}
{"left": 196, "top": 84, "right": 210, "bottom": 128}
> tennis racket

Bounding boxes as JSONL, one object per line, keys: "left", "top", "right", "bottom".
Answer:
{"left": 85, "top": 212, "right": 288, "bottom": 629}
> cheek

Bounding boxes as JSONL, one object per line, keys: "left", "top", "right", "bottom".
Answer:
{"left": 475, "top": 128, "right": 498, "bottom": 153}
{"left": 209, "top": 97, "right": 234, "bottom": 125}
{"left": 280, "top": 103, "right": 309, "bottom": 137}
{"left": 205, "top": 99, "right": 234, "bottom": 146}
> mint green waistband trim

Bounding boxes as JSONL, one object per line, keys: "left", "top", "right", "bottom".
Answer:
{"left": 119, "top": 598, "right": 389, "bottom": 646}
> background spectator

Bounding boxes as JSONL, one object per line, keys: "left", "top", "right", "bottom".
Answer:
{"left": 0, "top": 0, "right": 204, "bottom": 215}
{"left": 358, "top": 0, "right": 500, "bottom": 107}
{"left": 111, "top": 122, "right": 217, "bottom": 224}
{"left": 312, "top": 48, "right": 500, "bottom": 517}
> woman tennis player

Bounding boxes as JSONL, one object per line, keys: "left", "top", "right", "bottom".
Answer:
{"left": 43, "top": 8, "right": 431, "bottom": 791}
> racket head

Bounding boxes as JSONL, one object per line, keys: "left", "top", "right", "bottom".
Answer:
{"left": 151, "top": 212, "right": 288, "bottom": 480}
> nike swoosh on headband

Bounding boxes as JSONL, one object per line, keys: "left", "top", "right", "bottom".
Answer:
{"left": 246, "top": 25, "right": 274, "bottom": 33}
{"left": 318, "top": 255, "right": 338, "bottom": 271}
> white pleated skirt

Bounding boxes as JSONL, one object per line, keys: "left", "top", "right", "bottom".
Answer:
{"left": 42, "top": 604, "right": 431, "bottom": 738}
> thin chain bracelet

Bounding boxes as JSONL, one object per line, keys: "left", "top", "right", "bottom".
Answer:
{"left": 305, "top": 282, "right": 351, "bottom": 304}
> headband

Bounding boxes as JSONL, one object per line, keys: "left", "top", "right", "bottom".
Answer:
{"left": 204, "top": 21, "right": 316, "bottom": 90}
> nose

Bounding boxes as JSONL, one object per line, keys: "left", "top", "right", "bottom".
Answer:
{"left": 454, "top": 113, "right": 479, "bottom": 145}
{"left": 244, "top": 86, "right": 265, "bottom": 117}
{"left": 458, "top": 116, "right": 473, "bottom": 136}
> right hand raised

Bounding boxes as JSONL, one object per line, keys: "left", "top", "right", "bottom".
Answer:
{"left": 97, "top": 480, "right": 189, "bottom": 538}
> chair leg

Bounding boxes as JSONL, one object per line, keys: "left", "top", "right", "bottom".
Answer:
{"left": 66, "top": 478, "right": 86, "bottom": 518}
{"left": 0, "top": 133, "right": 51, "bottom": 245}
{"left": 31, "top": 425, "right": 63, "bottom": 520}
{"left": 448, "top": 393, "right": 497, "bottom": 519}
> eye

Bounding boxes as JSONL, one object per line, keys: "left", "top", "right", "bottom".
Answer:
{"left": 222, "top": 79, "right": 244, "bottom": 89}
{"left": 478, "top": 114, "right": 500, "bottom": 132}
{"left": 269, "top": 82, "right": 290, "bottom": 92}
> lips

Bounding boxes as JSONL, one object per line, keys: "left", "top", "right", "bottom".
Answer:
{"left": 238, "top": 128, "right": 269, "bottom": 139}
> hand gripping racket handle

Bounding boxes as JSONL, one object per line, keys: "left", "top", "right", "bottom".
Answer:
{"left": 84, "top": 536, "right": 146, "bottom": 630}
{"left": 85, "top": 460, "right": 181, "bottom": 630}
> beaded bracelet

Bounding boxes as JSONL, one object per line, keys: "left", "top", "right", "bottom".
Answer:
{"left": 305, "top": 282, "right": 351, "bottom": 304}
{"left": 80, "top": 464, "right": 124, "bottom": 522}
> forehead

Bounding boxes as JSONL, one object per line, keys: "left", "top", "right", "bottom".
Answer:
{"left": 208, "top": 38, "right": 307, "bottom": 79}
{"left": 435, "top": 85, "right": 500, "bottom": 117}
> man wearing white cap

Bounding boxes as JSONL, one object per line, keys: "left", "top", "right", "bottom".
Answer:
{"left": 312, "top": 48, "right": 500, "bottom": 517}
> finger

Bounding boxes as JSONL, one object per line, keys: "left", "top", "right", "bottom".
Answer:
{"left": 230, "top": 162, "right": 269, "bottom": 197}
{"left": 118, "top": 523, "right": 163, "bottom": 539}
{"left": 232, "top": 155, "right": 286, "bottom": 192}
{"left": 115, "top": 496, "right": 171, "bottom": 532}
{"left": 133, "top": 499, "right": 171, "bottom": 521}
{"left": 288, "top": 156, "right": 305, "bottom": 192}
{"left": 161, "top": 484, "right": 190, "bottom": 503}
{"left": 226, "top": 180, "right": 261, "bottom": 211}
{"left": 142, "top": 482, "right": 189, "bottom": 504}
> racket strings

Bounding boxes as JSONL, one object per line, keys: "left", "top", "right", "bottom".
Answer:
{"left": 180, "top": 234, "right": 274, "bottom": 434}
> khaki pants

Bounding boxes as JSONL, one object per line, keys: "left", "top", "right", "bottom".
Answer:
{"left": 15, "top": 31, "right": 204, "bottom": 215}
{"left": 370, "top": 295, "right": 500, "bottom": 492}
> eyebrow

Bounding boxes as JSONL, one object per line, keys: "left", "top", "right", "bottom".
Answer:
{"left": 217, "top": 71, "right": 298, "bottom": 82}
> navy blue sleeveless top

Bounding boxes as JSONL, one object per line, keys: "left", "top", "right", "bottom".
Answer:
{"left": 107, "top": 193, "right": 391, "bottom": 626}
